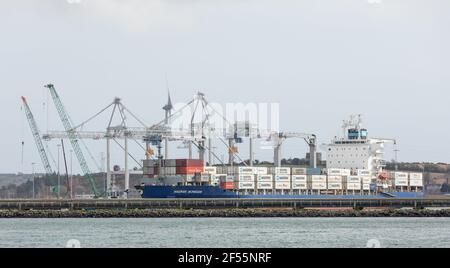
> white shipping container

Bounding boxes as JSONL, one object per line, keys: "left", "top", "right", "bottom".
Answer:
{"left": 347, "top": 183, "right": 361, "bottom": 190}
{"left": 327, "top": 168, "right": 351, "bottom": 176}
{"left": 328, "top": 183, "right": 343, "bottom": 190}
{"left": 256, "top": 167, "right": 268, "bottom": 175}
{"left": 327, "top": 168, "right": 342, "bottom": 176}
{"left": 275, "top": 167, "right": 291, "bottom": 175}
{"left": 275, "top": 181, "right": 291, "bottom": 189}
{"left": 292, "top": 182, "right": 308, "bottom": 190}
{"left": 347, "top": 176, "right": 361, "bottom": 183}
{"left": 257, "top": 182, "right": 273, "bottom": 190}
{"left": 311, "top": 175, "right": 327, "bottom": 183}
{"left": 203, "top": 167, "right": 217, "bottom": 174}
{"left": 196, "top": 174, "right": 210, "bottom": 182}
{"left": 237, "top": 182, "right": 255, "bottom": 190}
{"left": 292, "top": 175, "right": 307, "bottom": 182}
{"left": 362, "top": 184, "right": 371, "bottom": 190}
{"left": 238, "top": 175, "right": 255, "bottom": 182}
{"left": 202, "top": 174, "right": 211, "bottom": 180}
{"left": 327, "top": 176, "right": 343, "bottom": 183}
{"left": 409, "top": 179, "right": 423, "bottom": 187}
{"left": 391, "top": 172, "right": 408, "bottom": 179}
{"left": 361, "top": 177, "right": 372, "bottom": 184}
{"left": 182, "top": 175, "right": 195, "bottom": 182}
{"left": 275, "top": 175, "right": 291, "bottom": 181}
{"left": 409, "top": 173, "right": 423, "bottom": 180}
{"left": 395, "top": 179, "right": 409, "bottom": 187}
{"left": 257, "top": 175, "right": 273, "bottom": 182}
{"left": 238, "top": 167, "right": 255, "bottom": 174}
{"left": 311, "top": 182, "right": 327, "bottom": 190}
{"left": 291, "top": 168, "right": 307, "bottom": 175}
{"left": 357, "top": 169, "right": 371, "bottom": 176}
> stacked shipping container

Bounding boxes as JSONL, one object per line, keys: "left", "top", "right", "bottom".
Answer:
{"left": 257, "top": 175, "right": 273, "bottom": 190}
{"left": 143, "top": 160, "right": 424, "bottom": 193}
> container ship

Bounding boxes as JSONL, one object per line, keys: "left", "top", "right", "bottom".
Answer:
{"left": 136, "top": 115, "right": 424, "bottom": 199}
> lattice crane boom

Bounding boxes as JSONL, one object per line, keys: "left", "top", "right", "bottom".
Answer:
{"left": 21, "top": 96, "right": 54, "bottom": 174}
{"left": 45, "top": 84, "right": 99, "bottom": 197}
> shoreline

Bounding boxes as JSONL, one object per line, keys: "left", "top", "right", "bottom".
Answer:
{"left": 1, "top": 208, "right": 450, "bottom": 218}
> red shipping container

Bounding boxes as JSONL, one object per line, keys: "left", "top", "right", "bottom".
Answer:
{"left": 220, "top": 182, "right": 234, "bottom": 190}
{"left": 176, "top": 159, "right": 204, "bottom": 167}
{"left": 176, "top": 166, "right": 204, "bottom": 175}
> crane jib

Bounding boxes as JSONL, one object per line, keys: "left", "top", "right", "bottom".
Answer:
{"left": 21, "top": 96, "right": 53, "bottom": 174}
{"left": 45, "top": 84, "right": 99, "bottom": 197}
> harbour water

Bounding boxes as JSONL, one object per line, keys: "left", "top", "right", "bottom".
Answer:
{"left": 1, "top": 218, "right": 449, "bottom": 248}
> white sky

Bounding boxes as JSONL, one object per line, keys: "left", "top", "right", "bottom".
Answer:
{"left": 0, "top": 0, "right": 449, "bottom": 173}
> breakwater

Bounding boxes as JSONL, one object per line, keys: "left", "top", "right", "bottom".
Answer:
{"left": 2, "top": 208, "right": 450, "bottom": 218}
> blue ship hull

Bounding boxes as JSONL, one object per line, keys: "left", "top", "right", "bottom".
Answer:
{"left": 140, "top": 185, "right": 424, "bottom": 199}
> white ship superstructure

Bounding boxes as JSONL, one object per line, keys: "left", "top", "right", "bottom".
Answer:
{"left": 325, "top": 115, "right": 396, "bottom": 177}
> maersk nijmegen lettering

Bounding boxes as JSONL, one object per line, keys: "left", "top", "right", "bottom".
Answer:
{"left": 173, "top": 190, "right": 203, "bottom": 194}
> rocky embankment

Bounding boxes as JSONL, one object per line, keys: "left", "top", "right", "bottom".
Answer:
{"left": 1, "top": 208, "right": 450, "bottom": 218}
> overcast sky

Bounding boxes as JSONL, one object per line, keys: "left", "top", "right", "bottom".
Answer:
{"left": 0, "top": 0, "right": 449, "bottom": 174}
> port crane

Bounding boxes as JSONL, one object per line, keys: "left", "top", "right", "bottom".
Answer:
{"left": 41, "top": 89, "right": 317, "bottom": 197}
{"left": 21, "top": 96, "right": 54, "bottom": 174}
{"left": 43, "top": 93, "right": 206, "bottom": 197}
{"left": 183, "top": 92, "right": 252, "bottom": 167}
{"left": 45, "top": 84, "right": 99, "bottom": 197}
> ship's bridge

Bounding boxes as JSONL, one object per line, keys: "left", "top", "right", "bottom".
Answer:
{"left": 324, "top": 115, "right": 395, "bottom": 175}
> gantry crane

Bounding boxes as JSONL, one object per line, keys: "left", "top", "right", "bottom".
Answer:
{"left": 42, "top": 93, "right": 204, "bottom": 198}
{"left": 21, "top": 96, "right": 54, "bottom": 174}
{"left": 45, "top": 84, "right": 99, "bottom": 197}
{"left": 41, "top": 89, "right": 318, "bottom": 199}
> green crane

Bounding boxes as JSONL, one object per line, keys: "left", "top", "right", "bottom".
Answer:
{"left": 21, "top": 96, "right": 54, "bottom": 174}
{"left": 45, "top": 84, "right": 99, "bottom": 197}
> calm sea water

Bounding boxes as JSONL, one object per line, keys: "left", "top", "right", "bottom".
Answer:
{"left": 0, "top": 218, "right": 449, "bottom": 248}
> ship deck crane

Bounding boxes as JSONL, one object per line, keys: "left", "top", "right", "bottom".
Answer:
{"left": 21, "top": 96, "right": 54, "bottom": 174}
{"left": 269, "top": 132, "right": 317, "bottom": 168}
{"left": 45, "top": 84, "right": 99, "bottom": 197}
{"left": 370, "top": 137, "right": 398, "bottom": 170}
